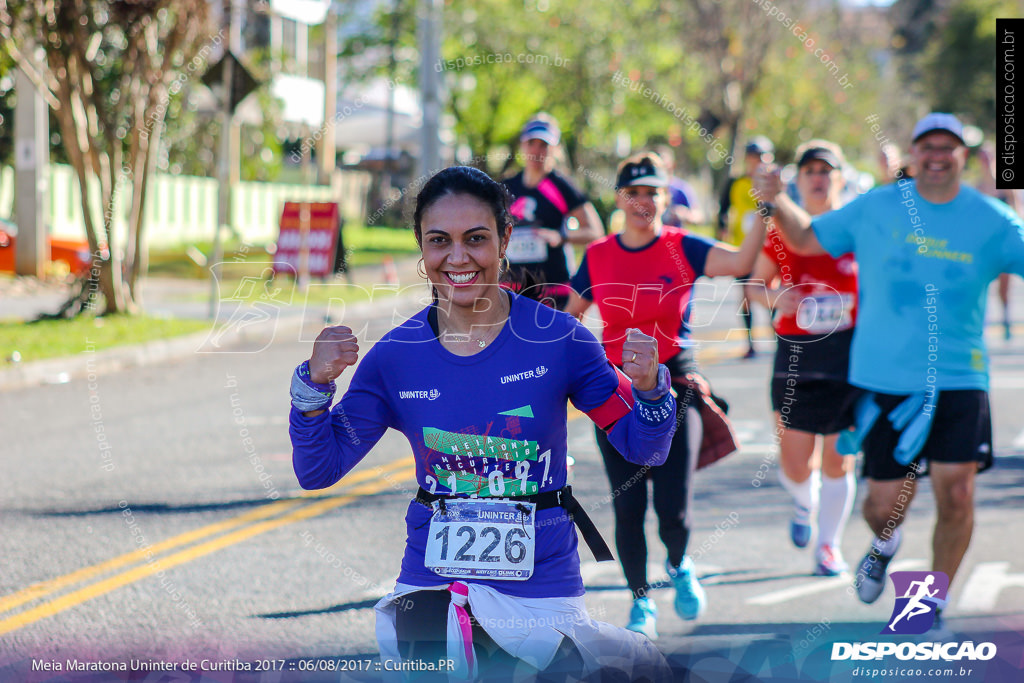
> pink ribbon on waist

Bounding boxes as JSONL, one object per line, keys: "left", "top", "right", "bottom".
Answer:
{"left": 448, "top": 581, "right": 475, "bottom": 672}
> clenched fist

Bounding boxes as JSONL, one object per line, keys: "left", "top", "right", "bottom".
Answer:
{"left": 771, "top": 286, "right": 801, "bottom": 318}
{"left": 752, "top": 164, "right": 784, "bottom": 205}
{"left": 621, "top": 328, "right": 659, "bottom": 392}
{"left": 308, "top": 325, "right": 360, "bottom": 384}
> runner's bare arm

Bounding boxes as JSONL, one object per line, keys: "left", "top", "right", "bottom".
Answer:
{"left": 565, "top": 291, "right": 592, "bottom": 321}
{"left": 704, "top": 209, "right": 769, "bottom": 277}
{"left": 745, "top": 252, "right": 778, "bottom": 313}
{"left": 566, "top": 202, "right": 604, "bottom": 244}
{"left": 753, "top": 166, "right": 826, "bottom": 255}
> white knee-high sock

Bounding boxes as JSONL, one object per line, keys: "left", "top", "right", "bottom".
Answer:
{"left": 778, "top": 468, "right": 820, "bottom": 514}
{"left": 818, "top": 471, "right": 856, "bottom": 548}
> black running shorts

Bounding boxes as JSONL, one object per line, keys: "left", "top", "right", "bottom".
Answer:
{"left": 862, "top": 390, "right": 993, "bottom": 481}
{"left": 771, "top": 328, "right": 860, "bottom": 434}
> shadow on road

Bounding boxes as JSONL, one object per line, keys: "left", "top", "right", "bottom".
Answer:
{"left": 32, "top": 488, "right": 418, "bottom": 518}
{"left": 257, "top": 600, "right": 382, "bottom": 619}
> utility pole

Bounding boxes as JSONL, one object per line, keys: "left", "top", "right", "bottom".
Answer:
{"left": 209, "top": 0, "right": 237, "bottom": 319}
{"left": 13, "top": 44, "right": 48, "bottom": 277}
{"left": 318, "top": 1, "right": 337, "bottom": 184}
{"left": 417, "top": 0, "right": 442, "bottom": 181}
{"left": 383, "top": 1, "right": 399, "bottom": 194}
{"left": 230, "top": 0, "right": 243, "bottom": 188}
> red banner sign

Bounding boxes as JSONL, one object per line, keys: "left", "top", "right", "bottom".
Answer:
{"left": 273, "top": 202, "right": 339, "bottom": 278}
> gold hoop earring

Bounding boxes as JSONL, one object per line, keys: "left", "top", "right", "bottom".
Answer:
{"left": 416, "top": 257, "right": 427, "bottom": 279}
{"left": 500, "top": 255, "right": 510, "bottom": 275}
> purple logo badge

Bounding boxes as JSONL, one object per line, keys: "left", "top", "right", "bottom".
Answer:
{"left": 882, "top": 571, "right": 949, "bottom": 635}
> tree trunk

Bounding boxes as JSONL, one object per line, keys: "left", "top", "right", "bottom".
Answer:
{"left": 4, "top": 0, "right": 212, "bottom": 317}
{"left": 52, "top": 82, "right": 124, "bottom": 316}
{"left": 56, "top": 51, "right": 134, "bottom": 315}
{"left": 126, "top": 87, "right": 163, "bottom": 309}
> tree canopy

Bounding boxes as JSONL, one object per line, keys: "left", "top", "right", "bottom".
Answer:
{"left": 1, "top": 0, "right": 214, "bottom": 314}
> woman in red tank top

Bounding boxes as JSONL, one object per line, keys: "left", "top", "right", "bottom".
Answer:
{"left": 747, "top": 140, "right": 860, "bottom": 577}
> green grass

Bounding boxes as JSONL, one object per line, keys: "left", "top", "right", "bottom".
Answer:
{"left": 342, "top": 223, "right": 419, "bottom": 252}
{"left": 181, "top": 276, "right": 421, "bottom": 306}
{"left": 0, "top": 315, "right": 211, "bottom": 363}
{"left": 148, "top": 224, "right": 419, "bottom": 280}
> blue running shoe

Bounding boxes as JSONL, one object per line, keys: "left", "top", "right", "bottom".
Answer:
{"left": 667, "top": 557, "right": 706, "bottom": 620}
{"left": 626, "top": 596, "right": 658, "bottom": 639}
{"left": 790, "top": 504, "right": 813, "bottom": 548}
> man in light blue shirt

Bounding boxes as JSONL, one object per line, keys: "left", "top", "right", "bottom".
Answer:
{"left": 754, "top": 113, "right": 1024, "bottom": 633}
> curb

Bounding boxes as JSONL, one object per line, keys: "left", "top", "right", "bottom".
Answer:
{"left": 0, "top": 292, "right": 427, "bottom": 392}
{"left": 0, "top": 328, "right": 224, "bottom": 391}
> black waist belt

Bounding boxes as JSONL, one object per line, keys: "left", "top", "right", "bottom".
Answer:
{"left": 414, "top": 485, "right": 614, "bottom": 562}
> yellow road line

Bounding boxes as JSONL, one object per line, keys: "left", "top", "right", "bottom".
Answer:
{"left": 0, "top": 396, "right": 641, "bottom": 635}
{"left": 0, "top": 416, "right": 593, "bottom": 631}
{"left": 0, "top": 457, "right": 413, "bottom": 617}
{"left": 0, "top": 499, "right": 304, "bottom": 616}
{"left": 300, "top": 456, "right": 414, "bottom": 497}
{"left": 0, "top": 467, "right": 416, "bottom": 636}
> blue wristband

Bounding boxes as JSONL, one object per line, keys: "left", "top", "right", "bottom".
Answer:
{"left": 297, "top": 360, "right": 336, "bottom": 393}
{"left": 634, "top": 365, "right": 671, "bottom": 403}
{"left": 632, "top": 391, "right": 675, "bottom": 427}
{"left": 631, "top": 365, "right": 674, "bottom": 427}
{"left": 290, "top": 361, "right": 336, "bottom": 412}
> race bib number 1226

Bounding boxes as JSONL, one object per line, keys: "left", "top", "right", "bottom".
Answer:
{"left": 424, "top": 500, "right": 535, "bottom": 580}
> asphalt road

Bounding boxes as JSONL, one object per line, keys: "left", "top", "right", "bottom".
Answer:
{"left": 2, "top": 280, "right": 1023, "bottom": 682}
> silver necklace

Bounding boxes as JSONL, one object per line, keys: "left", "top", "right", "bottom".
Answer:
{"left": 446, "top": 333, "right": 489, "bottom": 347}
{"left": 443, "top": 297, "right": 508, "bottom": 349}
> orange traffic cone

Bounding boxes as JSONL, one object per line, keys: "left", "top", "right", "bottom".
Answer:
{"left": 382, "top": 255, "right": 399, "bottom": 286}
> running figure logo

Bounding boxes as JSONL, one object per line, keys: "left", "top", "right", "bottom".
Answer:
{"left": 882, "top": 571, "right": 949, "bottom": 635}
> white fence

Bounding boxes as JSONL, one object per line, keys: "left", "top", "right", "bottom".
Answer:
{"left": 0, "top": 164, "right": 372, "bottom": 248}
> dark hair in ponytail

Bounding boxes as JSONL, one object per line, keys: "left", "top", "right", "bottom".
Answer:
{"left": 412, "top": 166, "right": 513, "bottom": 247}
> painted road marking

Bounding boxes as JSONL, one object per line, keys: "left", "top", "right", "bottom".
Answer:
{"left": 957, "top": 562, "right": 1024, "bottom": 613}
{"left": 0, "top": 457, "right": 414, "bottom": 616}
{"left": 0, "top": 390, "right": 667, "bottom": 635}
{"left": 0, "top": 462, "right": 415, "bottom": 635}
{"left": 0, "top": 498, "right": 306, "bottom": 616}
{"left": 746, "top": 559, "right": 928, "bottom": 606}
{"left": 991, "top": 375, "right": 1024, "bottom": 390}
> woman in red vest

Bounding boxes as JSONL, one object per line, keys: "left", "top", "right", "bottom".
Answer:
{"left": 567, "top": 152, "right": 767, "bottom": 639}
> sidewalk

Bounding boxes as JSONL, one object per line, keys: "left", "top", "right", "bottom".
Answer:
{"left": 2, "top": 266, "right": 1021, "bottom": 392}
{"left": 0, "top": 257, "right": 427, "bottom": 391}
